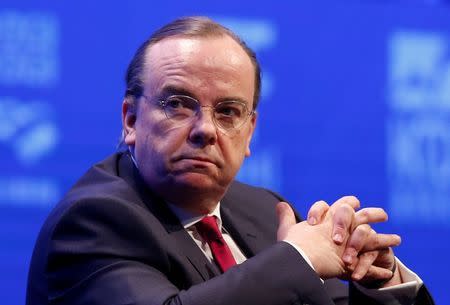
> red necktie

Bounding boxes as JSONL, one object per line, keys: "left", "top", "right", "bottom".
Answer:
{"left": 196, "top": 216, "right": 237, "bottom": 272}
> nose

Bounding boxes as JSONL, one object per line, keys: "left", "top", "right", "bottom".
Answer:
{"left": 188, "top": 107, "right": 218, "bottom": 147}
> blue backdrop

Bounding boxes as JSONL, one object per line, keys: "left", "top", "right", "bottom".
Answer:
{"left": 1, "top": 1, "right": 449, "bottom": 304}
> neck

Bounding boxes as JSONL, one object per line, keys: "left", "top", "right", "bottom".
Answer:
{"left": 163, "top": 188, "right": 222, "bottom": 215}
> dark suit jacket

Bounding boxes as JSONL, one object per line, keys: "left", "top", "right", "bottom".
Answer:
{"left": 26, "top": 152, "right": 434, "bottom": 305}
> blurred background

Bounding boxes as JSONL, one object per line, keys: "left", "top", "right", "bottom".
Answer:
{"left": 0, "top": 1, "right": 449, "bottom": 304}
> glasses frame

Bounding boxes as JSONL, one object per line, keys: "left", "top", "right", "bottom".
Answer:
{"left": 141, "top": 94, "right": 255, "bottom": 134}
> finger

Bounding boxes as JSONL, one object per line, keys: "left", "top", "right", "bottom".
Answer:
{"left": 307, "top": 200, "right": 329, "bottom": 225}
{"left": 362, "top": 233, "right": 401, "bottom": 252}
{"left": 342, "top": 224, "right": 371, "bottom": 265}
{"left": 372, "top": 247, "right": 396, "bottom": 270}
{"left": 351, "top": 250, "right": 379, "bottom": 281}
{"left": 354, "top": 265, "right": 393, "bottom": 282}
{"left": 276, "top": 202, "right": 297, "bottom": 241}
{"left": 330, "top": 196, "right": 361, "bottom": 211}
{"left": 353, "top": 208, "right": 388, "bottom": 229}
{"left": 332, "top": 203, "right": 354, "bottom": 244}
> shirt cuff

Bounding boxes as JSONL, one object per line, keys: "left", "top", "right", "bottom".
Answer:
{"left": 283, "top": 241, "right": 424, "bottom": 304}
{"left": 353, "top": 257, "right": 424, "bottom": 305}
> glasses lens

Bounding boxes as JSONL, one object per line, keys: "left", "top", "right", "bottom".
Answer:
{"left": 214, "top": 101, "right": 248, "bottom": 130}
{"left": 161, "top": 95, "right": 252, "bottom": 133}
{"left": 163, "top": 96, "right": 198, "bottom": 121}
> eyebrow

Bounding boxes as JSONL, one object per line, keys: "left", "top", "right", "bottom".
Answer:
{"left": 158, "top": 85, "right": 195, "bottom": 99}
{"left": 158, "top": 85, "right": 251, "bottom": 107}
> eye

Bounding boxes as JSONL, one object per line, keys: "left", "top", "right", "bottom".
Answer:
{"left": 165, "top": 96, "right": 199, "bottom": 110}
{"left": 162, "top": 95, "right": 198, "bottom": 121}
{"left": 216, "top": 102, "right": 244, "bottom": 118}
{"left": 166, "top": 96, "right": 184, "bottom": 109}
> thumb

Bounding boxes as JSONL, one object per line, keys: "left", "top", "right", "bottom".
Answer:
{"left": 276, "top": 201, "right": 297, "bottom": 241}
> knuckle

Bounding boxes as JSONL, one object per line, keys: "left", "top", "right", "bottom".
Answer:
{"left": 343, "top": 195, "right": 360, "bottom": 205}
{"left": 310, "top": 200, "right": 324, "bottom": 208}
{"left": 369, "top": 228, "right": 377, "bottom": 237}
{"left": 310, "top": 200, "right": 328, "bottom": 212}
{"left": 334, "top": 222, "right": 346, "bottom": 231}
{"left": 360, "top": 224, "right": 371, "bottom": 234}
{"left": 374, "top": 235, "right": 380, "bottom": 248}
{"left": 353, "top": 224, "right": 369, "bottom": 237}
{"left": 367, "top": 250, "right": 378, "bottom": 260}
{"left": 339, "top": 203, "right": 354, "bottom": 214}
{"left": 364, "top": 231, "right": 378, "bottom": 249}
{"left": 359, "top": 209, "right": 370, "bottom": 222}
{"left": 319, "top": 202, "right": 330, "bottom": 211}
{"left": 343, "top": 195, "right": 357, "bottom": 201}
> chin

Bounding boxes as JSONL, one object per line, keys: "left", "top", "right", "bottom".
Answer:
{"left": 172, "top": 172, "right": 221, "bottom": 191}
{"left": 158, "top": 172, "right": 232, "bottom": 211}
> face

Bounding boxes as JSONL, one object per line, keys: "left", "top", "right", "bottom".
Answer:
{"left": 122, "top": 35, "right": 257, "bottom": 210}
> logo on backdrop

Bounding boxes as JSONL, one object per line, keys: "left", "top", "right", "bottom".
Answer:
{"left": 0, "top": 10, "right": 59, "bottom": 87}
{"left": 387, "top": 31, "right": 450, "bottom": 225}
{"left": 0, "top": 10, "right": 60, "bottom": 207}
{"left": 0, "top": 97, "right": 58, "bottom": 165}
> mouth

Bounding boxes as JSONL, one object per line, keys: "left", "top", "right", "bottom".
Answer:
{"left": 173, "top": 155, "right": 219, "bottom": 167}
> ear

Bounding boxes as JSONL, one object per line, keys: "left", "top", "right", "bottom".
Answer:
{"left": 122, "top": 98, "right": 137, "bottom": 146}
{"left": 245, "top": 112, "right": 257, "bottom": 157}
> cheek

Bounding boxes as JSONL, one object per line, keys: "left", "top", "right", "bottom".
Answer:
{"left": 220, "top": 136, "right": 248, "bottom": 170}
{"left": 136, "top": 121, "right": 188, "bottom": 165}
{"left": 133, "top": 117, "right": 165, "bottom": 166}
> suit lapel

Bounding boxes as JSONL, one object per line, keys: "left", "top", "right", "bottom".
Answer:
{"left": 169, "top": 228, "right": 222, "bottom": 279}
{"left": 142, "top": 198, "right": 220, "bottom": 282}
{"left": 220, "top": 193, "right": 266, "bottom": 259}
{"left": 118, "top": 152, "right": 221, "bottom": 282}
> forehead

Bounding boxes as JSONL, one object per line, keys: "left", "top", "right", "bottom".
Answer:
{"left": 142, "top": 36, "right": 255, "bottom": 101}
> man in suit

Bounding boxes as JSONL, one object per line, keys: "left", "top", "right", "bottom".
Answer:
{"left": 26, "top": 16, "right": 434, "bottom": 304}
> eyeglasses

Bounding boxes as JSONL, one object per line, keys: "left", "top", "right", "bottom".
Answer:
{"left": 143, "top": 95, "right": 254, "bottom": 134}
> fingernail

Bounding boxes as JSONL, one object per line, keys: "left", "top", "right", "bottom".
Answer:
{"left": 308, "top": 216, "right": 317, "bottom": 225}
{"left": 333, "top": 233, "right": 343, "bottom": 243}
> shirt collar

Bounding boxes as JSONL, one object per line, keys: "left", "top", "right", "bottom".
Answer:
{"left": 168, "top": 202, "right": 223, "bottom": 231}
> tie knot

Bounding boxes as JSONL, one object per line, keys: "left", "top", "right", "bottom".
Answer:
{"left": 196, "top": 216, "right": 222, "bottom": 242}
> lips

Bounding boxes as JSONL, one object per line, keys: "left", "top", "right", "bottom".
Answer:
{"left": 173, "top": 154, "right": 220, "bottom": 167}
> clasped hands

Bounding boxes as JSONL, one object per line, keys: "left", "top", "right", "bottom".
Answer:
{"left": 277, "top": 196, "right": 402, "bottom": 287}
